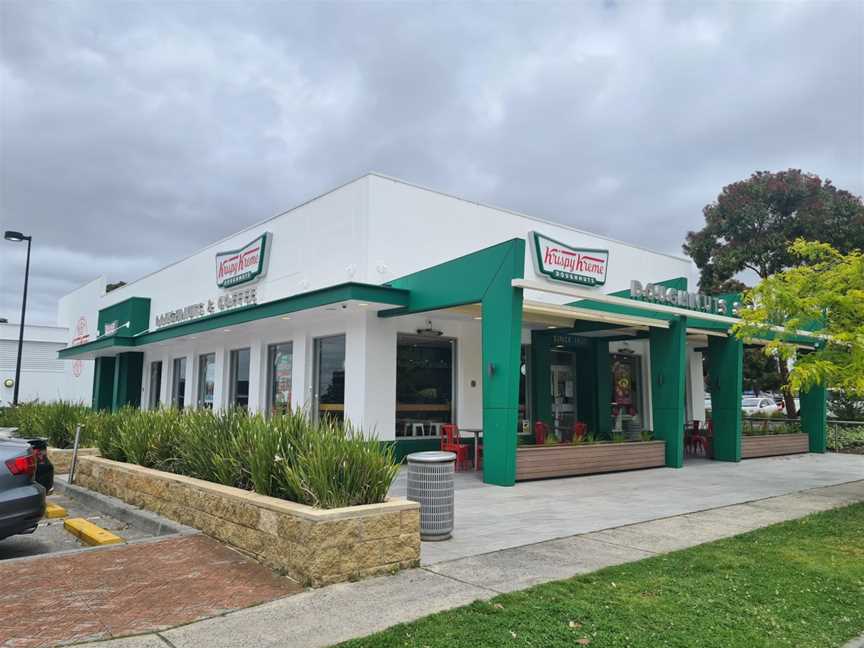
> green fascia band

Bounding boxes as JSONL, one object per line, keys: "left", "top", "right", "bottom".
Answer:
{"left": 707, "top": 336, "right": 743, "bottom": 462}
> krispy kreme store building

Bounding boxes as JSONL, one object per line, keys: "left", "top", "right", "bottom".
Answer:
{"left": 58, "top": 174, "right": 827, "bottom": 486}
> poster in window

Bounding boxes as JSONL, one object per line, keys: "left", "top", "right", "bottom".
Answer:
{"left": 274, "top": 352, "right": 292, "bottom": 408}
{"left": 612, "top": 357, "right": 633, "bottom": 406}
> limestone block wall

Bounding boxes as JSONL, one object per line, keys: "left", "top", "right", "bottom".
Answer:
{"left": 48, "top": 447, "right": 100, "bottom": 473}
{"left": 73, "top": 456, "right": 420, "bottom": 586}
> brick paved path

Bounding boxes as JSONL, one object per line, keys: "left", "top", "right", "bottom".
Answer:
{"left": 0, "top": 534, "right": 301, "bottom": 648}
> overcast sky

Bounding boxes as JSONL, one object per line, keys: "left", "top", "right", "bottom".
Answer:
{"left": 1, "top": 1, "right": 862, "bottom": 325}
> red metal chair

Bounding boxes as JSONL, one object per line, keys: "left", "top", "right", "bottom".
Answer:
{"left": 441, "top": 424, "right": 471, "bottom": 471}
{"left": 572, "top": 421, "right": 588, "bottom": 441}
{"left": 534, "top": 421, "right": 549, "bottom": 445}
{"left": 689, "top": 421, "right": 708, "bottom": 456}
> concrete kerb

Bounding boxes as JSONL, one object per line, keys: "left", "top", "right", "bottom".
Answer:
{"left": 54, "top": 475, "right": 199, "bottom": 538}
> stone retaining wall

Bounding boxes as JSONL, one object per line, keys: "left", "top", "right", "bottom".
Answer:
{"left": 73, "top": 456, "right": 420, "bottom": 587}
{"left": 48, "top": 447, "right": 100, "bottom": 473}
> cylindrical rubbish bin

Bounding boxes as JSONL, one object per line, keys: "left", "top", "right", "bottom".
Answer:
{"left": 406, "top": 451, "right": 455, "bottom": 541}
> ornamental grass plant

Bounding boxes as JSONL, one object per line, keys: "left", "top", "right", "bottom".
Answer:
{"left": 88, "top": 406, "right": 397, "bottom": 509}
{"left": 0, "top": 400, "right": 96, "bottom": 448}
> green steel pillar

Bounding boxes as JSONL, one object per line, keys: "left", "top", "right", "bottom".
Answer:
{"left": 649, "top": 316, "right": 686, "bottom": 468}
{"left": 111, "top": 352, "right": 144, "bottom": 411}
{"left": 92, "top": 356, "right": 116, "bottom": 411}
{"left": 594, "top": 340, "right": 612, "bottom": 439}
{"left": 530, "top": 330, "right": 553, "bottom": 430}
{"left": 706, "top": 336, "right": 743, "bottom": 462}
{"left": 481, "top": 247, "right": 525, "bottom": 486}
{"left": 800, "top": 384, "right": 827, "bottom": 453}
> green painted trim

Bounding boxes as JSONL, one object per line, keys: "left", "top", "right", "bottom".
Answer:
{"left": 59, "top": 282, "right": 409, "bottom": 358}
{"left": 649, "top": 316, "right": 687, "bottom": 468}
{"left": 112, "top": 352, "right": 144, "bottom": 411}
{"left": 594, "top": 340, "right": 612, "bottom": 438}
{"left": 707, "top": 336, "right": 743, "bottom": 462}
{"left": 97, "top": 297, "right": 151, "bottom": 338}
{"left": 61, "top": 336, "right": 135, "bottom": 359}
{"left": 379, "top": 239, "right": 526, "bottom": 317}
{"left": 800, "top": 384, "right": 827, "bottom": 453}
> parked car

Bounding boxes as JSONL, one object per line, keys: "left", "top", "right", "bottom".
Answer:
{"left": 0, "top": 438, "right": 47, "bottom": 540}
{"left": 775, "top": 397, "right": 801, "bottom": 416}
{"left": 741, "top": 397, "right": 782, "bottom": 416}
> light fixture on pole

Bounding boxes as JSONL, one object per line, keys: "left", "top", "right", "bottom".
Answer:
{"left": 4, "top": 230, "right": 32, "bottom": 406}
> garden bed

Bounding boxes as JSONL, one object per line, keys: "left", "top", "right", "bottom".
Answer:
{"left": 516, "top": 440, "right": 666, "bottom": 481}
{"left": 73, "top": 456, "right": 420, "bottom": 587}
{"left": 742, "top": 433, "right": 809, "bottom": 459}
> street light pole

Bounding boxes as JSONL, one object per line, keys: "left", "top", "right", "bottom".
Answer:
{"left": 4, "top": 231, "right": 32, "bottom": 406}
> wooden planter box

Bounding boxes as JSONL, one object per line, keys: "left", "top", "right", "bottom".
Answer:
{"left": 742, "top": 433, "right": 809, "bottom": 459}
{"left": 516, "top": 440, "right": 666, "bottom": 481}
{"left": 73, "top": 456, "right": 419, "bottom": 587}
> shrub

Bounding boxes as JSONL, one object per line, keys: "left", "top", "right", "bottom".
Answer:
{"left": 827, "top": 425, "right": 864, "bottom": 452}
{"left": 0, "top": 401, "right": 95, "bottom": 448}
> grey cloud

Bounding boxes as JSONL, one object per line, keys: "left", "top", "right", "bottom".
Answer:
{"left": 1, "top": 0, "right": 861, "bottom": 324}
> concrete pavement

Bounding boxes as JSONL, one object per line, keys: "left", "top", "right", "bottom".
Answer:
{"left": 75, "top": 477, "right": 864, "bottom": 648}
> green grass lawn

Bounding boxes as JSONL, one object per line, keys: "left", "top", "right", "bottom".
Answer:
{"left": 339, "top": 503, "right": 864, "bottom": 648}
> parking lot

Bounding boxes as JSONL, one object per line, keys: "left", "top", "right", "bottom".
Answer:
{"left": 0, "top": 490, "right": 157, "bottom": 561}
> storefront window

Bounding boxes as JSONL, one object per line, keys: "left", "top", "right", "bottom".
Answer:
{"left": 149, "top": 361, "right": 162, "bottom": 409}
{"left": 197, "top": 352, "right": 216, "bottom": 409}
{"left": 611, "top": 352, "right": 643, "bottom": 436}
{"left": 395, "top": 335, "right": 454, "bottom": 437}
{"left": 171, "top": 357, "right": 186, "bottom": 410}
{"left": 229, "top": 348, "right": 250, "bottom": 410}
{"left": 267, "top": 342, "right": 293, "bottom": 415}
{"left": 314, "top": 335, "right": 345, "bottom": 421}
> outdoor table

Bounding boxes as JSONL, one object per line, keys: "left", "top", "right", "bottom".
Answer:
{"left": 459, "top": 428, "right": 482, "bottom": 471}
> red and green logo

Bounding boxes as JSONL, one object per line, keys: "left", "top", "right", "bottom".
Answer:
{"left": 531, "top": 232, "right": 609, "bottom": 287}
{"left": 216, "top": 233, "right": 269, "bottom": 288}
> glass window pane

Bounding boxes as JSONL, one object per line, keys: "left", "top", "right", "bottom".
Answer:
{"left": 229, "top": 348, "right": 250, "bottom": 410}
{"left": 395, "top": 335, "right": 454, "bottom": 438}
{"left": 149, "top": 361, "right": 162, "bottom": 409}
{"left": 172, "top": 357, "right": 186, "bottom": 410}
{"left": 197, "top": 353, "right": 216, "bottom": 409}
{"left": 315, "top": 335, "right": 345, "bottom": 421}
{"left": 611, "top": 353, "right": 643, "bottom": 436}
{"left": 267, "top": 342, "right": 293, "bottom": 415}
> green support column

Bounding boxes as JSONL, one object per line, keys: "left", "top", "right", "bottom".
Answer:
{"left": 594, "top": 340, "right": 612, "bottom": 439}
{"left": 111, "top": 352, "right": 144, "bottom": 411}
{"left": 530, "top": 330, "right": 553, "bottom": 430}
{"left": 481, "top": 246, "right": 525, "bottom": 487}
{"left": 800, "top": 384, "right": 827, "bottom": 453}
{"left": 649, "top": 316, "right": 686, "bottom": 468}
{"left": 92, "top": 356, "right": 116, "bottom": 411}
{"left": 706, "top": 336, "right": 743, "bottom": 462}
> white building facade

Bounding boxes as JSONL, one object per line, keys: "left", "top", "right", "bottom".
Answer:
{"left": 61, "top": 174, "right": 792, "bottom": 486}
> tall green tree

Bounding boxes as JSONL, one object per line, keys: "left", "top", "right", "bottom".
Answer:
{"left": 734, "top": 240, "right": 864, "bottom": 399}
{"left": 684, "top": 169, "right": 864, "bottom": 414}
{"left": 684, "top": 169, "right": 864, "bottom": 293}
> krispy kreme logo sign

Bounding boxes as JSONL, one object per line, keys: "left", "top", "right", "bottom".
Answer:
{"left": 216, "top": 233, "right": 270, "bottom": 288}
{"left": 531, "top": 232, "right": 609, "bottom": 287}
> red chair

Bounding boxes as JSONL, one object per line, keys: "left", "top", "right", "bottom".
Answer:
{"left": 689, "top": 421, "right": 708, "bottom": 456}
{"left": 441, "top": 424, "right": 471, "bottom": 471}
{"left": 534, "top": 421, "right": 549, "bottom": 445}
{"left": 572, "top": 421, "right": 588, "bottom": 441}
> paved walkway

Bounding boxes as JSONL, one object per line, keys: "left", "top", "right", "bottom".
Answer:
{"left": 389, "top": 453, "right": 864, "bottom": 564}
{"left": 76, "top": 477, "right": 864, "bottom": 648}
{"left": 0, "top": 534, "right": 301, "bottom": 648}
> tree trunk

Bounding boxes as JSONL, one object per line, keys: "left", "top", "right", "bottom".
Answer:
{"left": 778, "top": 361, "right": 797, "bottom": 417}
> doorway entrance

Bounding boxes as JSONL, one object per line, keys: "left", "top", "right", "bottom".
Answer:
{"left": 550, "top": 358, "right": 577, "bottom": 440}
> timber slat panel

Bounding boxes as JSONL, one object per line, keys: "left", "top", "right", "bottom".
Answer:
{"left": 742, "top": 433, "right": 809, "bottom": 459}
{"left": 516, "top": 441, "right": 666, "bottom": 481}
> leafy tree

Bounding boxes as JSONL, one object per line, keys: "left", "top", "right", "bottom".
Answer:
{"left": 684, "top": 169, "right": 864, "bottom": 293}
{"left": 742, "top": 348, "right": 783, "bottom": 395}
{"left": 684, "top": 169, "right": 864, "bottom": 414}
{"left": 734, "top": 240, "right": 864, "bottom": 402}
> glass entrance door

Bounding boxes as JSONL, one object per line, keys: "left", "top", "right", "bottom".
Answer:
{"left": 550, "top": 361, "right": 577, "bottom": 440}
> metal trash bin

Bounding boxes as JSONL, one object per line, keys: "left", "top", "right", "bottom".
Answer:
{"left": 406, "top": 451, "right": 455, "bottom": 541}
